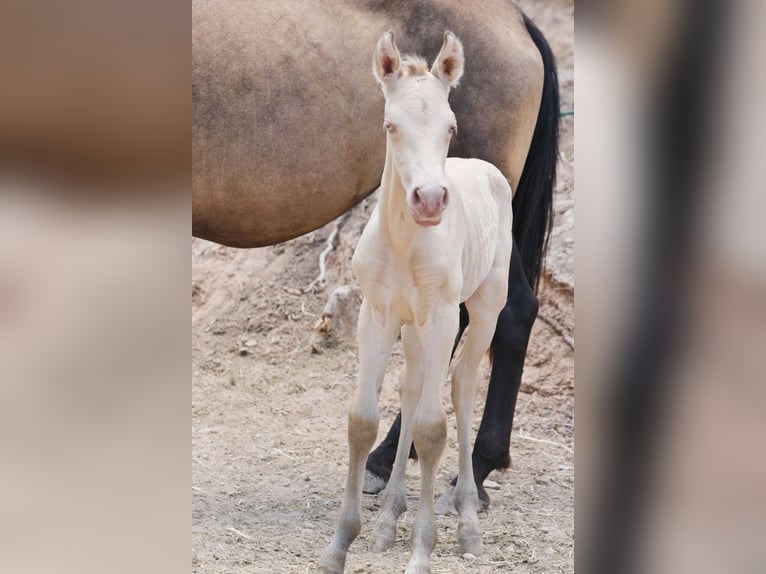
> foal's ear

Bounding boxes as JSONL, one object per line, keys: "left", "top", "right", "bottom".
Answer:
{"left": 431, "top": 31, "right": 464, "bottom": 89}
{"left": 373, "top": 30, "right": 401, "bottom": 88}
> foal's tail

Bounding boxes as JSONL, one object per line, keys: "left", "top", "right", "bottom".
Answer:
{"left": 512, "top": 14, "right": 560, "bottom": 292}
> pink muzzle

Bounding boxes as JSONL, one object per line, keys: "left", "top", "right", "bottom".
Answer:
{"left": 410, "top": 186, "right": 449, "bottom": 226}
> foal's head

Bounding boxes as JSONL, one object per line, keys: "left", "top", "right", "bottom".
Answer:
{"left": 373, "top": 31, "right": 464, "bottom": 226}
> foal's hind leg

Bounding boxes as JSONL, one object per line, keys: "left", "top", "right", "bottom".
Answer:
{"left": 450, "top": 272, "right": 508, "bottom": 555}
{"left": 318, "top": 301, "right": 401, "bottom": 574}
{"left": 435, "top": 240, "right": 538, "bottom": 514}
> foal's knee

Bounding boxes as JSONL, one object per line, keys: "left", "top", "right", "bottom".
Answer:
{"left": 412, "top": 415, "right": 447, "bottom": 461}
{"left": 348, "top": 411, "right": 378, "bottom": 454}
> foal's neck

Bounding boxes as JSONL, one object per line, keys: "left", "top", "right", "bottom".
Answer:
{"left": 379, "top": 144, "right": 419, "bottom": 251}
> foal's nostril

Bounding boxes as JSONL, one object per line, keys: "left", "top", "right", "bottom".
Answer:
{"left": 441, "top": 187, "right": 449, "bottom": 207}
{"left": 413, "top": 188, "right": 422, "bottom": 206}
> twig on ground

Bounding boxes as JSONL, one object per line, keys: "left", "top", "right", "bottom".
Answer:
{"left": 538, "top": 312, "right": 574, "bottom": 350}
{"left": 516, "top": 432, "right": 574, "bottom": 454}
{"left": 273, "top": 448, "right": 295, "bottom": 461}
{"left": 226, "top": 526, "right": 253, "bottom": 540}
{"left": 304, "top": 213, "right": 350, "bottom": 293}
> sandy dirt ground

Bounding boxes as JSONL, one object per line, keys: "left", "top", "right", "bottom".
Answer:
{"left": 193, "top": 1, "right": 573, "bottom": 572}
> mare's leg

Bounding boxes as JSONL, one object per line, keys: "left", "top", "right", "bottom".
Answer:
{"left": 370, "top": 326, "right": 423, "bottom": 552}
{"left": 405, "top": 305, "right": 459, "bottom": 574}
{"left": 364, "top": 304, "right": 469, "bottom": 493}
{"left": 471, "top": 242, "right": 538, "bottom": 491}
{"left": 318, "top": 300, "right": 401, "bottom": 574}
{"left": 450, "top": 272, "right": 508, "bottom": 555}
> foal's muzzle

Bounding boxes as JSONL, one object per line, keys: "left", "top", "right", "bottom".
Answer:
{"left": 410, "top": 186, "right": 448, "bottom": 226}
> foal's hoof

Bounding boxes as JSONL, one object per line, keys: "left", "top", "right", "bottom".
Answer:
{"left": 370, "top": 515, "right": 397, "bottom": 552}
{"left": 369, "top": 532, "right": 396, "bottom": 553}
{"left": 317, "top": 546, "right": 346, "bottom": 574}
{"left": 458, "top": 519, "right": 484, "bottom": 556}
{"left": 363, "top": 469, "right": 388, "bottom": 494}
{"left": 404, "top": 558, "right": 431, "bottom": 574}
{"left": 459, "top": 536, "right": 484, "bottom": 557}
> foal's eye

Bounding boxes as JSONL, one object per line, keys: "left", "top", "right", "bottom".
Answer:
{"left": 384, "top": 121, "right": 397, "bottom": 133}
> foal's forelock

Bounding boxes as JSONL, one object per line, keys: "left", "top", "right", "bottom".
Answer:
{"left": 399, "top": 55, "right": 430, "bottom": 77}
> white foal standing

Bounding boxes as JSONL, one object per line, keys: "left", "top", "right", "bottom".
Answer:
{"left": 319, "top": 31, "right": 512, "bottom": 574}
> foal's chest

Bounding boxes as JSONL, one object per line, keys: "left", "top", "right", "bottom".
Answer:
{"left": 353, "top": 243, "right": 453, "bottom": 327}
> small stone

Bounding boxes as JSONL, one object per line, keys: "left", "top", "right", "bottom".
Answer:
{"left": 545, "top": 547, "right": 555, "bottom": 556}
{"left": 504, "top": 544, "right": 516, "bottom": 554}
{"left": 244, "top": 338, "right": 258, "bottom": 347}
{"left": 540, "top": 525, "right": 550, "bottom": 533}
{"left": 484, "top": 479, "right": 501, "bottom": 490}
{"left": 462, "top": 553, "right": 476, "bottom": 562}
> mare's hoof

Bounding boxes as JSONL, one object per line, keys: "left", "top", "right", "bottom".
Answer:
{"left": 362, "top": 469, "right": 388, "bottom": 494}
{"left": 434, "top": 484, "right": 490, "bottom": 516}
{"left": 434, "top": 484, "right": 457, "bottom": 515}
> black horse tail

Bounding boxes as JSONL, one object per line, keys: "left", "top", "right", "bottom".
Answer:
{"left": 512, "top": 14, "right": 560, "bottom": 292}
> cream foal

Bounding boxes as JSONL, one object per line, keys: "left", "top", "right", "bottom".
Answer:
{"left": 319, "top": 31, "right": 512, "bottom": 574}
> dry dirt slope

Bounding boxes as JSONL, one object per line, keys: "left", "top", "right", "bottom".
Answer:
{"left": 193, "top": 1, "right": 573, "bottom": 572}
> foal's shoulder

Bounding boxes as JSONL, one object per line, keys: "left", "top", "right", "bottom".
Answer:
{"left": 446, "top": 157, "right": 505, "bottom": 178}
{"left": 445, "top": 157, "right": 492, "bottom": 171}
{"left": 445, "top": 158, "right": 511, "bottom": 193}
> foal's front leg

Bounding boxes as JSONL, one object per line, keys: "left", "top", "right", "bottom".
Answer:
{"left": 318, "top": 300, "right": 401, "bottom": 574}
{"left": 371, "top": 325, "right": 424, "bottom": 552}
